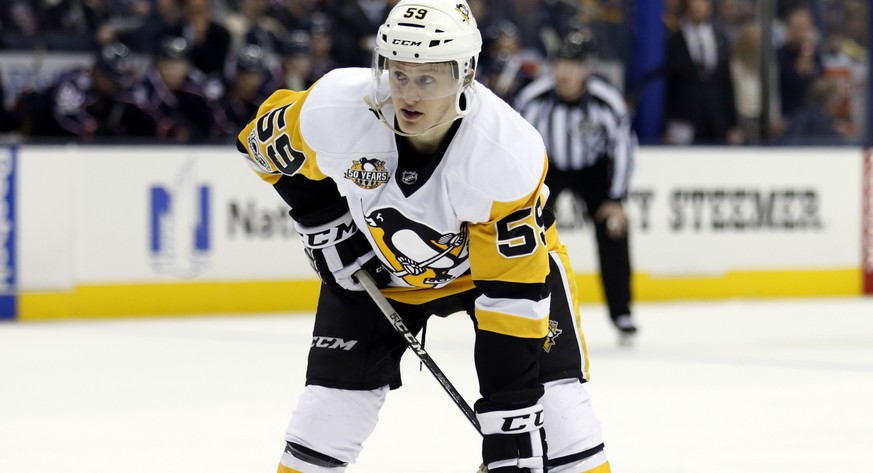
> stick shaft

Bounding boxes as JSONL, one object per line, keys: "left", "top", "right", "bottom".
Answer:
{"left": 354, "top": 269, "right": 482, "bottom": 435}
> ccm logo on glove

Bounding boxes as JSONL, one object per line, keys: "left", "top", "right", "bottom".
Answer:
{"left": 478, "top": 404, "right": 545, "bottom": 435}
{"left": 501, "top": 411, "right": 544, "bottom": 432}
{"left": 298, "top": 219, "right": 358, "bottom": 249}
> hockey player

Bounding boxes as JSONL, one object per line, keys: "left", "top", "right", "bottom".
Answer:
{"left": 515, "top": 31, "right": 639, "bottom": 342}
{"left": 236, "top": 1, "right": 611, "bottom": 472}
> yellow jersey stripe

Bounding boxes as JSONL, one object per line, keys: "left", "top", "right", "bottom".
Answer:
{"left": 476, "top": 308, "right": 550, "bottom": 338}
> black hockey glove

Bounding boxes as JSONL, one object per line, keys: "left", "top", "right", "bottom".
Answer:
{"left": 295, "top": 211, "right": 390, "bottom": 291}
{"left": 475, "top": 388, "right": 547, "bottom": 473}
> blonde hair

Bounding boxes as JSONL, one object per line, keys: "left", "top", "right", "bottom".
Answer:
{"left": 732, "top": 22, "right": 760, "bottom": 70}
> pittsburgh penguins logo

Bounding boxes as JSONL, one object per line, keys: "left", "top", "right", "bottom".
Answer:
{"left": 455, "top": 3, "right": 470, "bottom": 23}
{"left": 543, "top": 320, "right": 562, "bottom": 352}
{"left": 365, "top": 207, "right": 468, "bottom": 287}
{"left": 344, "top": 157, "right": 390, "bottom": 189}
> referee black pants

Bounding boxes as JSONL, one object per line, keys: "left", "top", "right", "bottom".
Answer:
{"left": 544, "top": 158, "right": 632, "bottom": 323}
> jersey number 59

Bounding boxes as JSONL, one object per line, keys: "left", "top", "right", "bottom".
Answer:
{"left": 256, "top": 104, "right": 305, "bottom": 176}
{"left": 495, "top": 196, "right": 546, "bottom": 258}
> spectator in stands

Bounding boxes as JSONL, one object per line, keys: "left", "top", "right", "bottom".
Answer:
{"left": 161, "top": 0, "right": 232, "bottom": 77}
{"left": 783, "top": 76, "right": 851, "bottom": 142}
{"left": 224, "top": 0, "right": 285, "bottom": 61}
{"left": 477, "top": 20, "right": 539, "bottom": 103}
{"left": 551, "top": 0, "right": 628, "bottom": 61}
{"left": 501, "top": 0, "right": 550, "bottom": 55}
{"left": 21, "top": 43, "right": 154, "bottom": 139}
{"left": 0, "top": 0, "right": 39, "bottom": 49}
{"left": 823, "top": 0, "right": 867, "bottom": 64}
{"left": 467, "top": 0, "right": 496, "bottom": 44}
{"left": 663, "top": 0, "right": 742, "bottom": 144}
{"left": 96, "top": 0, "right": 183, "bottom": 54}
{"left": 307, "top": 12, "right": 340, "bottom": 79}
{"left": 131, "top": 36, "right": 226, "bottom": 141}
{"left": 730, "top": 22, "right": 783, "bottom": 142}
{"left": 278, "top": 30, "right": 317, "bottom": 91}
{"left": 331, "top": 0, "right": 391, "bottom": 67}
{"left": 0, "top": 73, "right": 20, "bottom": 133}
{"left": 221, "top": 44, "right": 269, "bottom": 134}
{"left": 271, "top": 0, "right": 322, "bottom": 32}
{"left": 716, "top": 0, "right": 755, "bottom": 46}
{"left": 41, "top": 0, "right": 117, "bottom": 50}
{"left": 663, "top": 0, "right": 682, "bottom": 32}
{"left": 777, "top": 5, "right": 824, "bottom": 120}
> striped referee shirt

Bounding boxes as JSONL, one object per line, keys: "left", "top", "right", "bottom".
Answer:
{"left": 514, "top": 74, "right": 637, "bottom": 200}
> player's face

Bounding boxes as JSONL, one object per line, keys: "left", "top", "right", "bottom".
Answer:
{"left": 553, "top": 58, "right": 587, "bottom": 102}
{"left": 388, "top": 61, "right": 460, "bottom": 135}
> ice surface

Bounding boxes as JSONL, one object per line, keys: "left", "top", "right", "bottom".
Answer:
{"left": 1, "top": 297, "right": 872, "bottom": 473}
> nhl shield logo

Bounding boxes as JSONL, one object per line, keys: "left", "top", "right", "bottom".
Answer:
{"left": 344, "top": 158, "right": 390, "bottom": 189}
{"left": 578, "top": 119, "right": 597, "bottom": 136}
{"left": 401, "top": 170, "right": 418, "bottom": 185}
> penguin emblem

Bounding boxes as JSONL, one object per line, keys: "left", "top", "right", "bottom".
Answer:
{"left": 364, "top": 207, "right": 468, "bottom": 287}
{"left": 543, "top": 320, "right": 562, "bottom": 352}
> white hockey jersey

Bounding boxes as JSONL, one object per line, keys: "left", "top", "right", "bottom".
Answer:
{"left": 238, "top": 68, "right": 565, "bottom": 340}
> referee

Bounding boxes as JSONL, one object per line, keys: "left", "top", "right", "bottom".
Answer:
{"left": 515, "top": 31, "right": 638, "bottom": 341}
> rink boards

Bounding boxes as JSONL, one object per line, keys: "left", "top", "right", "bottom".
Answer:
{"left": 1, "top": 145, "right": 867, "bottom": 320}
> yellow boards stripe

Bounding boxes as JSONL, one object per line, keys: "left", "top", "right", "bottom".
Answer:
{"left": 18, "top": 279, "right": 321, "bottom": 321}
{"left": 14, "top": 268, "right": 860, "bottom": 321}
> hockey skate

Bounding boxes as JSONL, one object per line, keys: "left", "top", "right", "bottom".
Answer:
{"left": 614, "top": 314, "right": 638, "bottom": 347}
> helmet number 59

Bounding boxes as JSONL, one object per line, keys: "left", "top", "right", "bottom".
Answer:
{"left": 403, "top": 7, "right": 428, "bottom": 19}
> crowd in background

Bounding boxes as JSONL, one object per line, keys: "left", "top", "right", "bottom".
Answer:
{"left": 662, "top": 0, "right": 867, "bottom": 145}
{"left": 0, "top": 0, "right": 867, "bottom": 144}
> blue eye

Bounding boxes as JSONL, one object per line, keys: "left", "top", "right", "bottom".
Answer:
{"left": 417, "top": 76, "right": 435, "bottom": 86}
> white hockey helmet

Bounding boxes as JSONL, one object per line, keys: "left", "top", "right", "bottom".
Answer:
{"left": 370, "top": 0, "right": 482, "bottom": 120}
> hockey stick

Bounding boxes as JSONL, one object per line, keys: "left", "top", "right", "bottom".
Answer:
{"left": 354, "top": 269, "right": 482, "bottom": 436}
{"left": 392, "top": 242, "right": 457, "bottom": 278}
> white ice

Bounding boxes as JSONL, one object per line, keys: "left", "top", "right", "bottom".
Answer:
{"left": 1, "top": 297, "right": 872, "bottom": 473}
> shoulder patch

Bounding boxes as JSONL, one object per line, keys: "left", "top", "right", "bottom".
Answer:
{"left": 246, "top": 130, "right": 273, "bottom": 172}
{"left": 343, "top": 157, "right": 391, "bottom": 189}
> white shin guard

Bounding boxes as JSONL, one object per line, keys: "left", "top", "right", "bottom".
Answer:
{"left": 282, "top": 385, "right": 389, "bottom": 470}
{"left": 541, "top": 378, "right": 606, "bottom": 469}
